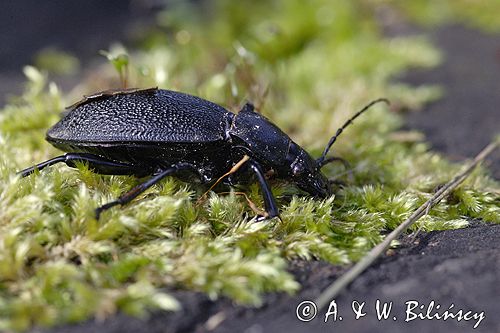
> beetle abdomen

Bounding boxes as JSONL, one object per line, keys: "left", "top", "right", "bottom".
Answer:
{"left": 48, "top": 140, "right": 231, "bottom": 181}
{"left": 47, "top": 88, "right": 233, "bottom": 144}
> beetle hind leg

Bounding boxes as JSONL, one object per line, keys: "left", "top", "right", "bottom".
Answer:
{"left": 18, "top": 153, "right": 144, "bottom": 177}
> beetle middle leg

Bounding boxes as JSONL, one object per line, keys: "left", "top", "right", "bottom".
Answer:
{"left": 18, "top": 153, "right": 145, "bottom": 177}
{"left": 248, "top": 159, "right": 280, "bottom": 220}
{"left": 200, "top": 156, "right": 280, "bottom": 220}
{"left": 95, "top": 162, "right": 196, "bottom": 219}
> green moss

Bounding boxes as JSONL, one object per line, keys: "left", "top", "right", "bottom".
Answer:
{"left": 0, "top": 1, "right": 499, "bottom": 331}
{"left": 34, "top": 48, "right": 80, "bottom": 76}
{"left": 387, "top": 0, "right": 500, "bottom": 32}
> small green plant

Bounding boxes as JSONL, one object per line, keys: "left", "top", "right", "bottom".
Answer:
{"left": 0, "top": 1, "right": 498, "bottom": 331}
{"left": 100, "top": 47, "right": 130, "bottom": 88}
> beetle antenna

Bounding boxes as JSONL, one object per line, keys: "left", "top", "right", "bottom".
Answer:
{"left": 317, "top": 98, "right": 390, "bottom": 167}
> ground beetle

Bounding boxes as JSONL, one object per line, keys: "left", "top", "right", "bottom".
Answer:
{"left": 19, "top": 87, "right": 387, "bottom": 219}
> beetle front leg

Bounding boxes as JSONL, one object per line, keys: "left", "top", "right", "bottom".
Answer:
{"left": 95, "top": 162, "right": 196, "bottom": 219}
{"left": 248, "top": 159, "right": 280, "bottom": 220}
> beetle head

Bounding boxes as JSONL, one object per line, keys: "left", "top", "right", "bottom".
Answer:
{"left": 286, "top": 142, "right": 332, "bottom": 198}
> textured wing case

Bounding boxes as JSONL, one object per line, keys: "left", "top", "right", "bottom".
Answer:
{"left": 47, "top": 89, "right": 232, "bottom": 144}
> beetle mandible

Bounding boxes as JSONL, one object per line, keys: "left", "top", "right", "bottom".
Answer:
{"left": 18, "top": 87, "right": 388, "bottom": 219}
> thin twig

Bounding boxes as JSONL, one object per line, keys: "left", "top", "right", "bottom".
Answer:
{"left": 197, "top": 155, "right": 250, "bottom": 204}
{"left": 315, "top": 139, "right": 499, "bottom": 310}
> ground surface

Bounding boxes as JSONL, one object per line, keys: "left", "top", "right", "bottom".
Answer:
{"left": 1, "top": 2, "right": 498, "bottom": 333}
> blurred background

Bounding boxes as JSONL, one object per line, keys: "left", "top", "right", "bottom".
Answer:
{"left": 0, "top": 0, "right": 153, "bottom": 104}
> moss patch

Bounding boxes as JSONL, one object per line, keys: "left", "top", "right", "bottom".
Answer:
{"left": 387, "top": 0, "right": 500, "bottom": 33}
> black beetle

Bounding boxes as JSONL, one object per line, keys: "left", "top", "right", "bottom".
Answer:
{"left": 19, "top": 87, "right": 387, "bottom": 219}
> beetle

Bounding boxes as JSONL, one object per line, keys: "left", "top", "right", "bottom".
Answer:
{"left": 18, "top": 87, "right": 388, "bottom": 219}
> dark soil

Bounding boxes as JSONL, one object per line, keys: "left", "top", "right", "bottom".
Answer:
{"left": 0, "top": 0, "right": 152, "bottom": 105}
{"left": 2, "top": 2, "right": 498, "bottom": 333}
{"left": 403, "top": 25, "right": 500, "bottom": 180}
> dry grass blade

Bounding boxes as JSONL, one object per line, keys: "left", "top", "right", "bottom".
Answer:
{"left": 315, "top": 139, "right": 499, "bottom": 309}
{"left": 198, "top": 155, "right": 250, "bottom": 203}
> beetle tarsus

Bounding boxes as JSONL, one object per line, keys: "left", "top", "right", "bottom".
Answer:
{"left": 95, "top": 201, "right": 121, "bottom": 220}
{"left": 18, "top": 155, "right": 68, "bottom": 177}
